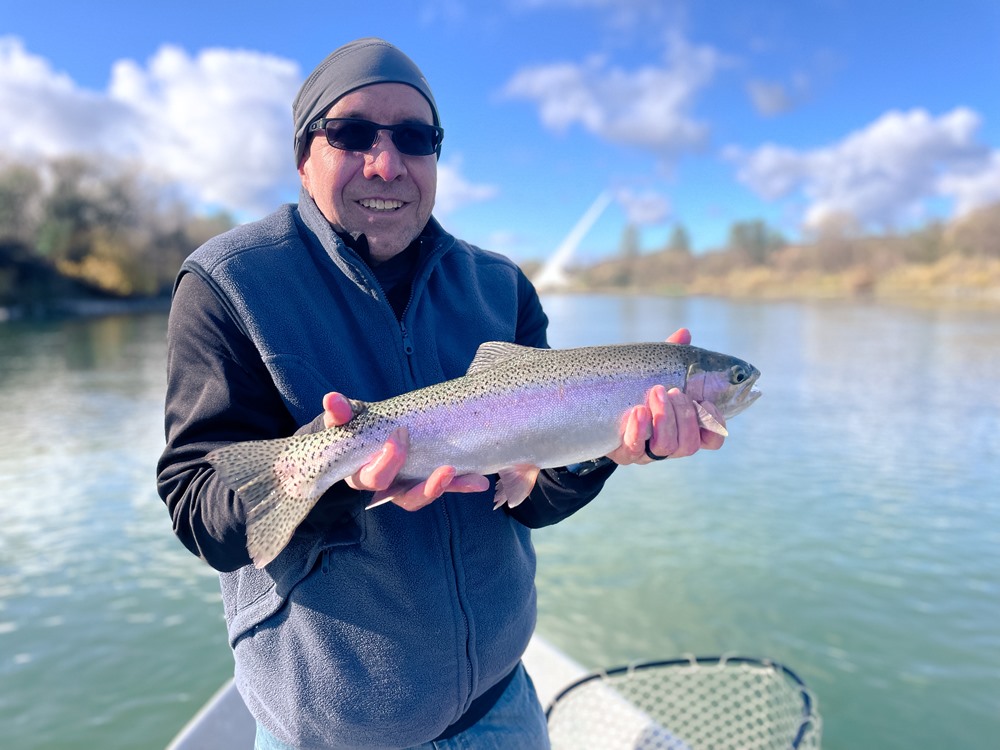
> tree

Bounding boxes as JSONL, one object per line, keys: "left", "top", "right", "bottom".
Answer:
{"left": 616, "top": 223, "right": 640, "bottom": 286}
{"left": 0, "top": 160, "right": 43, "bottom": 247}
{"left": 810, "top": 212, "right": 862, "bottom": 272}
{"left": 619, "top": 223, "right": 640, "bottom": 260}
{"left": 2, "top": 155, "right": 236, "bottom": 298}
{"left": 728, "top": 219, "right": 785, "bottom": 265}
{"left": 946, "top": 202, "right": 1000, "bottom": 259}
{"left": 666, "top": 224, "right": 692, "bottom": 256}
{"left": 35, "top": 157, "right": 99, "bottom": 264}
{"left": 901, "top": 222, "right": 945, "bottom": 264}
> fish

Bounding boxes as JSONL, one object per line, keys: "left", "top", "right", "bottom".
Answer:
{"left": 207, "top": 341, "right": 762, "bottom": 567}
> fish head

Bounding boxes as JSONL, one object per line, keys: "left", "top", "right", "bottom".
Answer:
{"left": 683, "top": 348, "right": 762, "bottom": 419}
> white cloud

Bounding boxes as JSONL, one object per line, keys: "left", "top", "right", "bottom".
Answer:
{"left": 503, "top": 33, "right": 726, "bottom": 158}
{"left": 615, "top": 188, "right": 671, "bottom": 225}
{"left": 747, "top": 80, "right": 791, "bottom": 117}
{"left": 0, "top": 36, "right": 302, "bottom": 217}
{"left": 434, "top": 157, "right": 499, "bottom": 215}
{"left": 482, "top": 229, "right": 529, "bottom": 259}
{"left": 0, "top": 37, "right": 138, "bottom": 157}
{"left": 728, "top": 107, "right": 992, "bottom": 230}
{"left": 938, "top": 150, "right": 1000, "bottom": 217}
{"left": 747, "top": 73, "right": 810, "bottom": 117}
{"left": 109, "top": 45, "right": 302, "bottom": 215}
{"left": 0, "top": 37, "right": 503, "bottom": 221}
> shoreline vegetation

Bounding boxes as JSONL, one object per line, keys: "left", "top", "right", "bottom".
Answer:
{"left": 530, "top": 202, "right": 1000, "bottom": 309}
{"left": 0, "top": 155, "right": 233, "bottom": 322}
{"left": 3, "top": 155, "right": 999, "bottom": 321}
{"left": 554, "top": 252, "right": 1000, "bottom": 309}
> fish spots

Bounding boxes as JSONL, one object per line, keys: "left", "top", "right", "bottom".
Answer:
{"left": 211, "top": 340, "right": 760, "bottom": 567}
{"left": 274, "top": 454, "right": 303, "bottom": 481}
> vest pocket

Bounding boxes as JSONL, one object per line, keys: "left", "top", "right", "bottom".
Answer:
{"left": 224, "top": 509, "right": 368, "bottom": 647}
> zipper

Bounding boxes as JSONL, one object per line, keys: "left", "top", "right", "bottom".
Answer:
{"left": 394, "top": 237, "right": 428, "bottom": 362}
{"left": 400, "top": 322, "right": 414, "bottom": 356}
{"left": 340, "top": 234, "right": 447, "bottom": 371}
{"left": 340, "top": 250, "right": 417, "bottom": 370}
{"left": 439, "top": 501, "right": 474, "bottom": 711}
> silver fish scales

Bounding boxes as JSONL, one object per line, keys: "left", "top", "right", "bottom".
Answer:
{"left": 208, "top": 341, "right": 762, "bottom": 567}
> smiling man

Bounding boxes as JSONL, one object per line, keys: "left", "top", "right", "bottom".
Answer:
{"left": 297, "top": 81, "right": 439, "bottom": 262}
{"left": 158, "top": 37, "right": 725, "bottom": 750}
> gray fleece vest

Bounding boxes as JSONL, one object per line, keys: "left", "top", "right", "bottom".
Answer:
{"left": 182, "top": 196, "right": 540, "bottom": 749}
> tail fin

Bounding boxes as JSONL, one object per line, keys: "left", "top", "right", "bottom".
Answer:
{"left": 207, "top": 436, "right": 326, "bottom": 568}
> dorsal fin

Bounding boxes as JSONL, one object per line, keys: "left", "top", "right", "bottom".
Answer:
{"left": 466, "top": 341, "right": 535, "bottom": 376}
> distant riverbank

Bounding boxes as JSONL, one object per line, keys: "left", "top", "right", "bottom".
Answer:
{"left": 548, "top": 202, "right": 1000, "bottom": 310}
{"left": 7, "top": 255, "right": 1000, "bottom": 324}
{"left": 7, "top": 229, "right": 1000, "bottom": 323}
{"left": 0, "top": 295, "right": 170, "bottom": 323}
{"left": 683, "top": 255, "right": 1000, "bottom": 308}
{"left": 561, "top": 248, "right": 1000, "bottom": 310}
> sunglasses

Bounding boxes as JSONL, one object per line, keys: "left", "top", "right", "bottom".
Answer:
{"left": 308, "top": 118, "right": 444, "bottom": 157}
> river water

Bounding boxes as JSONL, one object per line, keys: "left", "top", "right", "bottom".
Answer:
{"left": 0, "top": 295, "right": 997, "bottom": 749}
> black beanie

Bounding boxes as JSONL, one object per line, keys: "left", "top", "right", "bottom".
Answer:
{"left": 292, "top": 38, "right": 440, "bottom": 167}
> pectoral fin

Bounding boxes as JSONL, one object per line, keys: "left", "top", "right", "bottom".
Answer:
{"left": 493, "top": 465, "right": 541, "bottom": 509}
{"left": 694, "top": 402, "right": 729, "bottom": 437}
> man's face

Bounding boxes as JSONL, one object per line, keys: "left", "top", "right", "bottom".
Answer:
{"left": 298, "top": 82, "right": 437, "bottom": 263}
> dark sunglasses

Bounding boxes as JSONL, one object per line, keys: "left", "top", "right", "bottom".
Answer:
{"left": 308, "top": 118, "right": 444, "bottom": 157}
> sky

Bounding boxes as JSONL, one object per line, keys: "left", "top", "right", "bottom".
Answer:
{"left": 2, "top": 0, "right": 998, "bottom": 264}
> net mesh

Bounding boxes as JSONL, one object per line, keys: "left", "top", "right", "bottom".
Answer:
{"left": 546, "top": 656, "right": 821, "bottom": 750}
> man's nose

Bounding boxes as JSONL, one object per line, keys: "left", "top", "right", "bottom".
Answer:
{"left": 363, "top": 131, "right": 407, "bottom": 181}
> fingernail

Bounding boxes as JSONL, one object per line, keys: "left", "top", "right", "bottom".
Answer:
{"left": 439, "top": 471, "right": 454, "bottom": 492}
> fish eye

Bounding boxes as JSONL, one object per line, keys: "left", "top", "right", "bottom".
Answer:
{"left": 729, "top": 364, "right": 749, "bottom": 384}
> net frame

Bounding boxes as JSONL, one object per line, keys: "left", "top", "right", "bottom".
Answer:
{"left": 545, "top": 655, "right": 821, "bottom": 750}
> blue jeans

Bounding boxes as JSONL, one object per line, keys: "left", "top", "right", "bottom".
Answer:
{"left": 254, "top": 663, "right": 551, "bottom": 750}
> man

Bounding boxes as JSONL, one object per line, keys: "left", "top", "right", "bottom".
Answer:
{"left": 157, "top": 38, "right": 724, "bottom": 749}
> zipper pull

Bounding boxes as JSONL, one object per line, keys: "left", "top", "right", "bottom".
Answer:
{"left": 400, "top": 323, "right": 414, "bottom": 356}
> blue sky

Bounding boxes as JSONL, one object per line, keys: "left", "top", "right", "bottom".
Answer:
{"left": 2, "top": 0, "right": 998, "bottom": 264}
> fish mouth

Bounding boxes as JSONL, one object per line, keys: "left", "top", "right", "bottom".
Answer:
{"left": 732, "top": 385, "right": 762, "bottom": 416}
{"left": 725, "top": 372, "right": 762, "bottom": 418}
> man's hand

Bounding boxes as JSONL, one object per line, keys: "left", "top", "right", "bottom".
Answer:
{"left": 321, "top": 392, "right": 490, "bottom": 511}
{"left": 606, "top": 328, "right": 726, "bottom": 466}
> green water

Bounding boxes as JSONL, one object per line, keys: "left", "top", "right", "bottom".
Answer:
{"left": 0, "top": 297, "right": 998, "bottom": 749}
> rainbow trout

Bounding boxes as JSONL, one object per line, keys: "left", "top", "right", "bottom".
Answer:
{"left": 208, "top": 341, "right": 761, "bottom": 567}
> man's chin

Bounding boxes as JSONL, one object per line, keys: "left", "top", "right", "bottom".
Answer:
{"left": 364, "top": 228, "right": 420, "bottom": 262}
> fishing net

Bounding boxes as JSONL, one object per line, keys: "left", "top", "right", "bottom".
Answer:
{"left": 545, "top": 656, "right": 821, "bottom": 750}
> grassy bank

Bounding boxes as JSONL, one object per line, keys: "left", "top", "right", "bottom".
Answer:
{"left": 680, "top": 255, "right": 1000, "bottom": 307}
{"left": 565, "top": 203, "right": 1000, "bottom": 309}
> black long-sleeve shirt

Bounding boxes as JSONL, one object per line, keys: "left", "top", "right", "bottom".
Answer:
{"left": 157, "top": 249, "right": 615, "bottom": 572}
